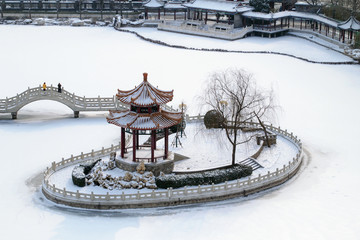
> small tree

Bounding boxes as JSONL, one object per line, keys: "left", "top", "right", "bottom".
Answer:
{"left": 202, "top": 69, "right": 275, "bottom": 166}
{"left": 249, "top": 0, "right": 271, "bottom": 13}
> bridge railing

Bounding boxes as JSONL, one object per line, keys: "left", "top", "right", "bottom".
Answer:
{"left": 0, "top": 86, "right": 180, "bottom": 117}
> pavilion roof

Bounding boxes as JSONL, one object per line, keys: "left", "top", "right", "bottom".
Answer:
{"left": 116, "top": 73, "right": 174, "bottom": 107}
{"left": 182, "top": 0, "right": 253, "bottom": 14}
{"left": 143, "top": 0, "right": 164, "bottom": 8}
{"left": 338, "top": 16, "right": 360, "bottom": 31}
{"left": 107, "top": 109, "right": 182, "bottom": 130}
{"left": 242, "top": 10, "right": 340, "bottom": 28}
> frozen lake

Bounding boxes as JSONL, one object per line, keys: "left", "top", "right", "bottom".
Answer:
{"left": 0, "top": 25, "right": 359, "bottom": 240}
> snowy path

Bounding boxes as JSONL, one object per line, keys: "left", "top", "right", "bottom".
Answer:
{"left": 0, "top": 25, "right": 359, "bottom": 240}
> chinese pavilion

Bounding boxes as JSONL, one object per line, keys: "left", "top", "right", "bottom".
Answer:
{"left": 106, "top": 73, "right": 182, "bottom": 163}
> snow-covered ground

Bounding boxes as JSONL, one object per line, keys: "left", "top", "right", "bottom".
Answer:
{"left": 1, "top": 25, "right": 360, "bottom": 240}
{"left": 124, "top": 27, "right": 354, "bottom": 63}
{"left": 48, "top": 122, "right": 298, "bottom": 194}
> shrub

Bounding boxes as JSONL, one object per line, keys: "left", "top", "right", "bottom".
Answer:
{"left": 204, "top": 110, "right": 224, "bottom": 129}
{"left": 155, "top": 164, "right": 252, "bottom": 189}
{"left": 72, "top": 159, "right": 101, "bottom": 187}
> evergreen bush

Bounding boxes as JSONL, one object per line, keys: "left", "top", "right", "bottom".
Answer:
{"left": 155, "top": 164, "right": 252, "bottom": 189}
{"left": 204, "top": 110, "right": 224, "bottom": 129}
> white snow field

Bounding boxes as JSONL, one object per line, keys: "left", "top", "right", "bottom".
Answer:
{"left": 0, "top": 25, "right": 360, "bottom": 240}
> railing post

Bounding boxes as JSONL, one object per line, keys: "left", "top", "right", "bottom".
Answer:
{"left": 276, "top": 168, "right": 279, "bottom": 176}
{"left": 121, "top": 191, "right": 125, "bottom": 200}
{"left": 137, "top": 191, "right": 140, "bottom": 199}
{"left": 184, "top": 186, "right": 188, "bottom": 195}
{"left": 198, "top": 185, "right": 201, "bottom": 194}
{"left": 106, "top": 192, "right": 110, "bottom": 201}
{"left": 51, "top": 161, "right": 56, "bottom": 171}
{"left": 63, "top": 187, "right": 66, "bottom": 197}
{"left": 83, "top": 96, "right": 86, "bottom": 108}
{"left": 91, "top": 149, "right": 94, "bottom": 157}
{"left": 152, "top": 189, "right": 155, "bottom": 198}
{"left": 81, "top": 152, "right": 84, "bottom": 159}
{"left": 76, "top": 190, "right": 80, "bottom": 199}
{"left": 224, "top": 181, "right": 228, "bottom": 190}
{"left": 98, "top": 96, "right": 101, "bottom": 109}
{"left": 91, "top": 191, "right": 94, "bottom": 201}
{"left": 71, "top": 155, "right": 74, "bottom": 162}
{"left": 102, "top": 147, "right": 105, "bottom": 155}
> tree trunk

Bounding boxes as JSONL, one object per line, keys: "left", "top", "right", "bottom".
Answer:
{"left": 231, "top": 128, "right": 237, "bottom": 165}
{"left": 254, "top": 112, "right": 270, "bottom": 147}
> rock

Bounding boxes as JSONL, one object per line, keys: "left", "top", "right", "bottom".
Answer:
{"left": 71, "top": 19, "right": 85, "bottom": 27}
{"left": 34, "top": 18, "right": 45, "bottom": 26}
{"left": 136, "top": 161, "right": 146, "bottom": 174}
{"left": 123, "top": 172, "right": 133, "bottom": 182}
{"left": 131, "top": 181, "right": 139, "bottom": 188}
{"left": 146, "top": 182, "right": 157, "bottom": 189}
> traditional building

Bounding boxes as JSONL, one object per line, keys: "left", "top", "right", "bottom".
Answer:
{"left": 107, "top": 73, "right": 182, "bottom": 163}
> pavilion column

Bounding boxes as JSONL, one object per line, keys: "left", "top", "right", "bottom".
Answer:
{"left": 292, "top": 18, "right": 294, "bottom": 28}
{"left": 319, "top": 23, "right": 322, "bottom": 33}
{"left": 121, "top": 127, "right": 125, "bottom": 158}
{"left": 288, "top": 17, "right": 290, "bottom": 28}
{"left": 205, "top": 11, "right": 208, "bottom": 24}
{"left": 151, "top": 130, "right": 155, "bottom": 163}
{"left": 132, "top": 130, "right": 136, "bottom": 162}
{"left": 136, "top": 130, "right": 139, "bottom": 149}
{"left": 164, "top": 128, "right": 169, "bottom": 160}
{"left": 174, "top": 10, "right": 176, "bottom": 20}
{"left": 145, "top": 9, "right": 148, "bottom": 19}
{"left": 280, "top": 18, "right": 283, "bottom": 29}
{"left": 300, "top": 19, "right": 302, "bottom": 29}
{"left": 158, "top": 8, "right": 160, "bottom": 20}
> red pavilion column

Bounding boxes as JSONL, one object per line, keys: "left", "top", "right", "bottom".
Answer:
{"left": 151, "top": 130, "right": 155, "bottom": 163}
{"left": 136, "top": 130, "right": 139, "bottom": 150}
{"left": 121, "top": 127, "right": 125, "bottom": 158}
{"left": 164, "top": 128, "right": 169, "bottom": 160}
{"left": 132, "top": 130, "right": 136, "bottom": 162}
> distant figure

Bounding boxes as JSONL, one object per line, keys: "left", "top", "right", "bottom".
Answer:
{"left": 58, "top": 83, "right": 62, "bottom": 93}
{"left": 42, "top": 82, "right": 47, "bottom": 91}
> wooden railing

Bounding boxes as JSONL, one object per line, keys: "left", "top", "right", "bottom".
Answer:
{"left": 42, "top": 118, "right": 303, "bottom": 208}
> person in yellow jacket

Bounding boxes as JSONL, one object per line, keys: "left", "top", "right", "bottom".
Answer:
{"left": 42, "top": 82, "right": 47, "bottom": 91}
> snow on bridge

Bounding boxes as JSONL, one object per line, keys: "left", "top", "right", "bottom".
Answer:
{"left": 0, "top": 85, "right": 176, "bottom": 119}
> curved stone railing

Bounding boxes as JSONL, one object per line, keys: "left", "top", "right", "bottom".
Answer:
{"left": 0, "top": 86, "right": 177, "bottom": 119}
{"left": 42, "top": 118, "right": 304, "bottom": 209}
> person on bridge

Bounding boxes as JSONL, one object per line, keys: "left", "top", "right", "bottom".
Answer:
{"left": 42, "top": 82, "right": 47, "bottom": 91}
{"left": 58, "top": 83, "right": 62, "bottom": 93}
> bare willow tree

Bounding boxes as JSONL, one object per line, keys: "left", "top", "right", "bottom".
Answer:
{"left": 202, "top": 69, "right": 275, "bottom": 166}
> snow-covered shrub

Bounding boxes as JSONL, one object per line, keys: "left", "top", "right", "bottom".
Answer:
{"left": 72, "top": 159, "right": 101, "bottom": 187}
{"left": 72, "top": 166, "right": 86, "bottom": 187}
{"left": 155, "top": 164, "right": 252, "bottom": 189}
{"left": 204, "top": 110, "right": 224, "bottom": 129}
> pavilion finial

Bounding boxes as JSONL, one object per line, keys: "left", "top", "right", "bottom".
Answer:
{"left": 143, "top": 72, "right": 148, "bottom": 82}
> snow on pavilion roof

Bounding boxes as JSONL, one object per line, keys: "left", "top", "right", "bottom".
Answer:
{"left": 165, "top": 2, "right": 187, "bottom": 10}
{"left": 116, "top": 73, "right": 174, "bottom": 107}
{"left": 107, "top": 109, "right": 182, "bottom": 130}
{"left": 143, "top": 0, "right": 164, "bottom": 8}
{"left": 242, "top": 11, "right": 340, "bottom": 28}
{"left": 182, "top": 0, "right": 253, "bottom": 13}
{"left": 338, "top": 16, "right": 360, "bottom": 31}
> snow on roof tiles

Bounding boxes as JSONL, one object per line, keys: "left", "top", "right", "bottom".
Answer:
{"left": 116, "top": 73, "right": 174, "bottom": 107}
{"left": 143, "top": 0, "right": 164, "bottom": 8}
{"left": 107, "top": 110, "right": 182, "bottom": 130}
{"left": 183, "top": 0, "right": 253, "bottom": 13}
{"left": 242, "top": 11, "right": 340, "bottom": 28}
{"left": 338, "top": 16, "right": 360, "bottom": 30}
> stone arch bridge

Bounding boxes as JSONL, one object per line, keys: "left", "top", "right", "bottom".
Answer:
{"left": 0, "top": 85, "right": 176, "bottom": 119}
